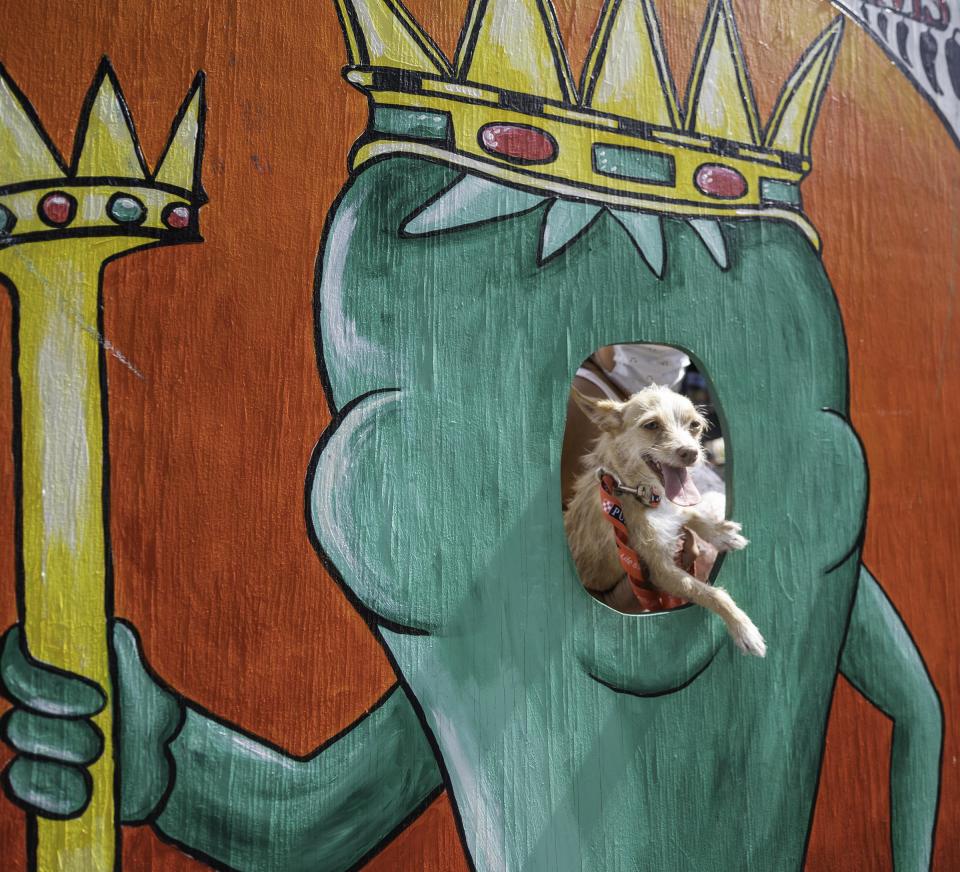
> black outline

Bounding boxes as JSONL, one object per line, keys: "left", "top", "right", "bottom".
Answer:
{"left": 0, "top": 62, "right": 70, "bottom": 176}
{"left": 152, "top": 70, "right": 208, "bottom": 202}
{"left": 759, "top": 177, "right": 803, "bottom": 210}
{"left": 476, "top": 121, "right": 559, "bottom": 166}
{"left": 354, "top": 66, "right": 805, "bottom": 172}
{"left": 453, "top": 0, "right": 576, "bottom": 105}
{"left": 832, "top": 4, "right": 960, "bottom": 151}
{"left": 105, "top": 192, "right": 147, "bottom": 229}
{"left": 683, "top": 0, "right": 762, "bottom": 145}
{"left": 1, "top": 754, "right": 95, "bottom": 822}
{"left": 587, "top": 650, "right": 717, "bottom": 699}
{"left": 0, "top": 627, "right": 108, "bottom": 720}
{"left": 836, "top": 574, "right": 945, "bottom": 870}
{"left": 686, "top": 216, "right": 731, "bottom": 272}
{"left": 607, "top": 208, "right": 666, "bottom": 279}
{"left": 1, "top": 707, "right": 106, "bottom": 767}
{"left": 160, "top": 201, "right": 196, "bottom": 233}
{"left": 371, "top": 105, "right": 453, "bottom": 146}
{"left": 691, "top": 162, "right": 748, "bottom": 200}
{"left": 536, "top": 198, "right": 606, "bottom": 265}
{"left": 0, "top": 56, "right": 207, "bottom": 870}
{"left": 579, "top": 0, "right": 682, "bottom": 128}
{"left": 764, "top": 19, "right": 844, "bottom": 157}
{"left": 36, "top": 191, "right": 77, "bottom": 229}
{"left": 306, "top": 170, "right": 484, "bottom": 870}
{"left": 821, "top": 408, "right": 870, "bottom": 576}
{"left": 382, "top": 0, "right": 453, "bottom": 76}
{"left": 69, "top": 58, "right": 151, "bottom": 181}
{"left": 0, "top": 204, "right": 16, "bottom": 237}
{"left": 0, "top": 176, "right": 199, "bottom": 200}
{"left": 397, "top": 171, "right": 549, "bottom": 241}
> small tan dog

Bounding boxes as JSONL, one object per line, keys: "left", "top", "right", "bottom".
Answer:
{"left": 564, "top": 384, "right": 766, "bottom": 657}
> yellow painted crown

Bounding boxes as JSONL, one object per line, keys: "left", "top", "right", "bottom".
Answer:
{"left": 336, "top": 0, "right": 844, "bottom": 249}
{"left": 0, "top": 58, "right": 205, "bottom": 246}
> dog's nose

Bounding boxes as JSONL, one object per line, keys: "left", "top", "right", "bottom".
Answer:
{"left": 677, "top": 447, "right": 698, "bottom": 465}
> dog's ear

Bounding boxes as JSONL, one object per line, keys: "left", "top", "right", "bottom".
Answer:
{"left": 571, "top": 390, "right": 624, "bottom": 431}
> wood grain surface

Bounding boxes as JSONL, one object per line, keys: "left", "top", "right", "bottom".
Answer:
{"left": 0, "top": 1, "right": 956, "bottom": 868}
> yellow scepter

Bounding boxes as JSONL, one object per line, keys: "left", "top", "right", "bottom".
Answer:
{"left": 0, "top": 59, "right": 205, "bottom": 871}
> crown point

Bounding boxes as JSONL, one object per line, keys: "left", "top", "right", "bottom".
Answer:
{"left": 765, "top": 16, "right": 845, "bottom": 157}
{"left": 456, "top": 0, "right": 577, "bottom": 103}
{"left": 73, "top": 61, "right": 149, "bottom": 179}
{"left": 154, "top": 74, "right": 205, "bottom": 192}
{"left": 0, "top": 65, "right": 66, "bottom": 186}
{"left": 336, "top": 0, "right": 451, "bottom": 74}
{"left": 581, "top": 0, "right": 680, "bottom": 127}
{"left": 685, "top": 0, "right": 761, "bottom": 144}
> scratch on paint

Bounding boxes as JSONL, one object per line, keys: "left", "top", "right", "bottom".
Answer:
{"left": 12, "top": 247, "right": 146, "bottom": 380}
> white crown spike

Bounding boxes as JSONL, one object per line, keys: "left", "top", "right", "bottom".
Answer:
{"left": 581, "top": 0, "right": 680, "bottom": 127}
{"left": 73, "top": 60, "right": 149, "bottom": 179}
{"left": 765, "top": 17, "right": 845, "bottom": 157}
{"left": 685, "top": 0, "right": 761, "bottom": 144}
{"left": 456, "top": 0, "right": 577, "bottom": 103}
{"left": 0, "top": 66, "right": 66, "bottom": 186}
{"left": 610, "top": 210, "right": 665, "bottom": 277}
{"left": 688, "top": 218, "right": 728, "bottom": 269}
{"left": 403, "top": 174, "right": 547, "bottom": 236}
{"left": 335, "top": 0, "right": 451, "bottom": 74}
{"left": 538, "top": 200, "right": 603, "bottom": 264}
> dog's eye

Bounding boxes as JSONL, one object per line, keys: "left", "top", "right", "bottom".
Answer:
{"left": 643, "top": 421, "right": 660, "bottom": 431}
{"left": 689, "top": 421, "right": 702, "bottom": 431}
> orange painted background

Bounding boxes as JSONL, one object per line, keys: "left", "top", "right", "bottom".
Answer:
{"left": 0, "top": 1, "right": 957, "bottom": 868}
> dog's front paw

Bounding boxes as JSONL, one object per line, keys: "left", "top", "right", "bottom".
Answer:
{"left": 708, "top": 519, "right": 748, "bottom": 552}
{"left": 730, "top": 618, "right": 767, "bottom": 658}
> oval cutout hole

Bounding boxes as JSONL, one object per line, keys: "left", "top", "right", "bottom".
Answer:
{"left": 561, "top": 344, "right": 727, "bottom": 614}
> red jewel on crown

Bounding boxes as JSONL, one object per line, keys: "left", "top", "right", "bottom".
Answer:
{"left": 694, "top": 164, "right": 748, "bottom": 199}
{"left": 479, "top": 123, "right": 558, "bottom": 164}
{"left": 163, "top": 204, "right": 192, "bottom": 230}
{"left": 39, "top": 192, "right": 77, "bottom": 227}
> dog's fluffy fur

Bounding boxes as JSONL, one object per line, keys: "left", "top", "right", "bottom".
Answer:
{"left": 564, "top": 385, "right": 766, "bottom": 657}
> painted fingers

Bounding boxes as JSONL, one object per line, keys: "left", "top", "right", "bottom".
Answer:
{"left": 1, "top": 625, "right": 105, "bottom": 819}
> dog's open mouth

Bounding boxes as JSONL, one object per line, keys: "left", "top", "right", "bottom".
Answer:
{"left": 644, "top": 457, "right": 701, "bottom": 507}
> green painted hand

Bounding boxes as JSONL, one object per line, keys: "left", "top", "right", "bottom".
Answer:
{"left": 1, "top": 620, "right": 183, "bottom": 824}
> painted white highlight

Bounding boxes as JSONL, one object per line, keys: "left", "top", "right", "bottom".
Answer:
{"left": 404, "top": 174, "right": 547, "bottom": 235}
{"left": 38, "top": 300, "right": 90, "bottom": 559}
{"left": 433, "top": 707, "right": 508, "bottom": 872}
{"left": 310, "top": 391, "right": 397, "bottom": 581}
{"left": 321, "top": 197, "right": 388, "bottom": 375}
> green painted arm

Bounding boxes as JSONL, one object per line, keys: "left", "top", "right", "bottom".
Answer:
{"left": 839, "top": 566, "right": 943, "bottom": 871}
{"left": 154, "top": 684, "right": 443, "bottom": 871}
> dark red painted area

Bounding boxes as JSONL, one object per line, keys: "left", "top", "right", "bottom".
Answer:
{"left": 694, "top": 164, "right": 748, "bottom": 198}
{"left": 479, "top": 123, "right": 558, "bottom": 163}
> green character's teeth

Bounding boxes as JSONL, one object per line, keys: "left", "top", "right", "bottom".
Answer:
{"left": 688, "top": 218, "right": 729, "bottom": 270}
{"left": 403, "top": 171, "right": 733, "bottom": 275}
{"left": 403, "top": 174, "right": 547, "bottom": 236}
{"left": 609, "top": 210, "right": 665, "bottom": 278}
{"left": 538, "top": 200, "right": 603, "bottom": 265}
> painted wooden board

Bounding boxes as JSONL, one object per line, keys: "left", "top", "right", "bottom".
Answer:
{"left": 0, "top": 1, "right": 956, "bottom": 870}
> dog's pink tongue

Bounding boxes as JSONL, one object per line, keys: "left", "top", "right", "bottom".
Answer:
{"left": 661, "top": 465, "right": 701, "bottom": 506}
